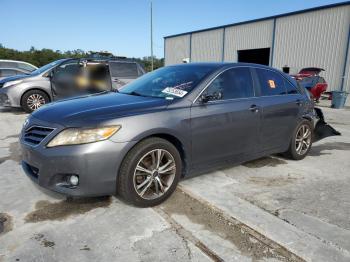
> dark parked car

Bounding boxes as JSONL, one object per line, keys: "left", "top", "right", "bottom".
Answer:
{"left": 20, "top": 63, "right": 338, "bottom": 207}
{"left": 291, "top": 67, "right": 327, "bottom": 102}
{"left": 0, "top": 58, "right": 145, "bottom": 112}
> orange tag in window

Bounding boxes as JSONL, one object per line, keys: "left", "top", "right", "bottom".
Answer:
{"left": 268, "top": 80, "right": 276, "bottom": 88}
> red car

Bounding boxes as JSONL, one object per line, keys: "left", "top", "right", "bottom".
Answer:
{"left": 291, "top": 67, "right": 327, "bottom": 102}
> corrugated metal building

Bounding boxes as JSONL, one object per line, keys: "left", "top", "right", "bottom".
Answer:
{"left": 164, "top": 2, "right": 350, "bottom": 92}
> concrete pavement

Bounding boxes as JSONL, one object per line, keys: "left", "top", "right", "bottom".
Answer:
{"left": 0, "top": 107, "right": 288, "bottom": 262}
{"left": 1, "top": 105, "right": 349, "bottom": 261}
{"left": 179, "top": 106, "right": 350, "bottom": 261}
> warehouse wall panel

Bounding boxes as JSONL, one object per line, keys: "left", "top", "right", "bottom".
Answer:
{"left": 273, "top": 5, "right": 350, "bottom": 91}
{"left": 164, "top": 34, "right": 190, "bottom": 65}
{"left": 191, "top": 29, "right": 224, "bottom": 62}
{"left": 224, "top": 20, "right": 274, "bottom": 62}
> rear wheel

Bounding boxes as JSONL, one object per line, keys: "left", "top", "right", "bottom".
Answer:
{"left": 117, "top": 137, "right": 182, "bottom": 207}
{"left": 21, "top": 90, "right": 50, "bottom": 113}
{"left": 284, "top": 120, "right": 313, "bottom": 160}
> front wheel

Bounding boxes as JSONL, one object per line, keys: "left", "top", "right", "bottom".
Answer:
{"left": 284, "top": 120, "right": 313, "bottom": 160}
{"left": 21, "top": 90, "right": 50, "bottom": 113}
{"left": 117, "top": 137, "right": 182, "bottom": 207}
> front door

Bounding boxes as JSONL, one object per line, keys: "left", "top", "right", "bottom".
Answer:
{"left": 191, "top": 67, "right": 260, "bottom": 170}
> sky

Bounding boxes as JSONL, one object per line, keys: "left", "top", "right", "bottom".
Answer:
{"left": 1, "top": 0, "right": 346, "bottom": 58}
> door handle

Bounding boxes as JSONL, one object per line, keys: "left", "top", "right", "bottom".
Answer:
{"left": 295, "top": 99, "right": 302, "bottom": 106}
{"left": 249, "top": 104, "right": 259, "bottom": 113}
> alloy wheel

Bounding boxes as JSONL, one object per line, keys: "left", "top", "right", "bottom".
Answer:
{"left": 133, "top": 149, "right": 176, "bottom": 200}
{"left": 27, "top": 94, "right": 46, "bottom": 110}
{"left": 295, "top": 124, "right": 312, "bottom": 155}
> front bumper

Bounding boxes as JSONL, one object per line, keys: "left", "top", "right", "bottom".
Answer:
{"left": 20, "top": 118, "right": 137, "bottom": 196}
{"left": 0, "top": 90, "right": 11, "bottom": 106}
{"left": 0, "top": 85, "right": 23, "bottom": 107}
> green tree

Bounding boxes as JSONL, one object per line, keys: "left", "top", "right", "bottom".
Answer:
{"left": 0, "top": 44, "right": 164, "bottom": 70}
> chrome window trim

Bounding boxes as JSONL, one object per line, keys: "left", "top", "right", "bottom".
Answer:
{"left": 193, "top": 96, "right": 261, "bottom": 106}
{"left": 193, "top": 66, "right": 300, "bottom": 104}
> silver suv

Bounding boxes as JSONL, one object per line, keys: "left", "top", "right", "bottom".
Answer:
{"left": 0, "top": 58, "right": 145, "bottom": 112}
{"left": 0, "top": 59, "right": 38, "bottom": 74}
{"left": 0, "top": 68, "right": 31, "bottom": 80}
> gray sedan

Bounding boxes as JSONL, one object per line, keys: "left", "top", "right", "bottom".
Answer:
{"left": 20, "top": 63, "right": 338, "bottom": 207}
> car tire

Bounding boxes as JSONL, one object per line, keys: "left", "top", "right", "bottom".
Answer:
{"left": 284, "top": 120, "right": 313, "bottom": 160}
{"left": 117, "top": 137, "right": 182, "bottom": 207}
{"left": 21, "top": 90, "right": 50, "bottom": 113}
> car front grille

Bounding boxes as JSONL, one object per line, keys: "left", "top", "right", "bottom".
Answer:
{"left": 24, "top": 126, "right": 55, "bottom": 146}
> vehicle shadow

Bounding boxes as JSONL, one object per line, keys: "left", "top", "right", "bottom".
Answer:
{"left": 308, "top": 142, "right": 350, "bottom": 156}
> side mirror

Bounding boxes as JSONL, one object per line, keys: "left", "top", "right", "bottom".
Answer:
{"left": 199, "top": 94, "right": 212, "bottom": 103}
{"left": 44, "top": 71, "right": 53, "bottom": 78}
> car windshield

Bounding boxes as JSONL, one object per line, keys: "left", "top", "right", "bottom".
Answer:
{"left": 30, "top": 59, "right": 67, "bottom": 75}
{"left": 119, "top": 65, "right": 218, "bottom": 99}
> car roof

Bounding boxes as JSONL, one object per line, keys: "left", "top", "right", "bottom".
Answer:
{"left": 0, "top": 59, "right": 38, "bottom": 68}
{"left": 77, "top": 57, "right": 140, "bottom": 63}
{"left": 167, "top": 62, "right": 279, "bottom": 71}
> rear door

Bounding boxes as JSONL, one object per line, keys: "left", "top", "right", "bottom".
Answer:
{"left": 191, "top": 67, "right": 261, "bottom": 169}
{"left": 253, "top": 68, "right": 305, "bottom": 152}
{"left": 109, "top": 61, "right": 140, "bottom": 90}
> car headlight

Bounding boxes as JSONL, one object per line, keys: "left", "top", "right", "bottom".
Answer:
{"left": 3, "top": 80, "right": 23, "bottom": 88}
{"left": 47, "top": 125, "right": 121, "bottom": 147}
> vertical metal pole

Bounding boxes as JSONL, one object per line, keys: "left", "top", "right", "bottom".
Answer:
{"left": 341, "top": 24, "right": 350, "bottom": 91}
{"left": 150, "top": 1, "right": 154, "bottom": 71}
{"left": 222, "top": 27, "right": 226, "bottom": 62}
{"left": 269, "top": 18, "right": 276, "bottom": 67}
{"left": 189, "top": 33, "right": 192, "bottom": 62}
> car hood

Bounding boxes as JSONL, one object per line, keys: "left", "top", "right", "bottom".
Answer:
{"left": 31, "top": 92, "right": 169, "bottom": 126}
{"left": 0, "top": 74, "right": 31, "bottom": 83}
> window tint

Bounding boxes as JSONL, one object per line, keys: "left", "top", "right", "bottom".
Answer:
{"left": 110, "top": 62, "right": 138, "bottom": 78}
{"left": 256, "top": 69, "right": 286, "bottom": 96}
{"left": 284, "top": 79, "right": 299, "bottom": 94}
{"left": 205, "top": 67, "right": 254, "bottom": 100}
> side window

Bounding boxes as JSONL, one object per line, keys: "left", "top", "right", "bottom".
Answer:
{"left": 18, "top": 63, "right": 36, "bottom": 72}
{"left": 284, "top": 79, "right": 299, "bottom": 94}
{"left": 256, "top": 69, "right": 286, "bottom": 96}
{"left": 0, "top": 69, "right": 16, "bottom": 77}
{"left": 110, "top": 62, "right": 138, "bottom": 78}
{"left": 205, "top": 67, "right": 254, "bottom": 101}
{"left": 53, "top": 60, "right": 80, "bottom": 80}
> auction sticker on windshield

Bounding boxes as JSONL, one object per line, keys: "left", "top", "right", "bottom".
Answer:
{"left": 162, "top": 87, "right": 188, "bottom": 97}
